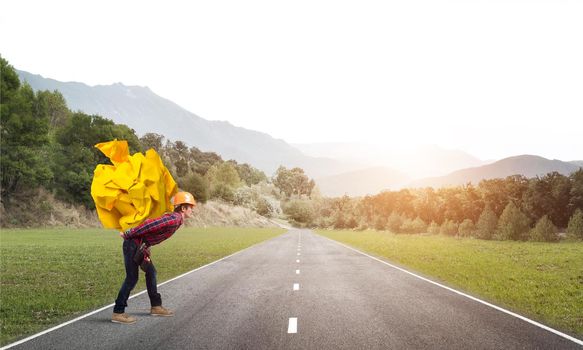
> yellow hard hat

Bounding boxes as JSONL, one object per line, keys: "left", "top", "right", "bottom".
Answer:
{"left": 173, "top": 191, "right": 196, "bottom": 207}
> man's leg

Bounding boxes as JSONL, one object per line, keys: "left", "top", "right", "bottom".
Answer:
{"left": 112, "top": 240, "right": 139, "bottom": 323}
{"left": 144, "top": 261, "right": 174, "bottom": 317}
{"left": 143, "top": 261, "right": 162, "bottom": 307}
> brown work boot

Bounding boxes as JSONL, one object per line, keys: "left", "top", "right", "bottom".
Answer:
{"left": 150, "top": 306, "right": 174, "bottom": 317}
{"left": 111, "top": 312, "right": 137, "bottom": 324}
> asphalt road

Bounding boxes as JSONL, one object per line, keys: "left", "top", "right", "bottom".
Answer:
{"left": 6, "top": 229, "right": 582, "bottom": 350}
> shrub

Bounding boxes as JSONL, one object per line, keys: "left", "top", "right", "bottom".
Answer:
{"left": 497, "top": 202, "right": 531, "bottom": 241}
{"left": 530, "top": 215, "right": 558, "bottom": 242}
{"left": 427, "top": 221, "right": 440, "bottom": 235}
{"left": 255, "top": 196, "right": 282, "bottom": 218}
{"left": 387, "top": 212, "right": 403, "bottom": 233}
{"left": 566, "top": 209, "right": 583, "bottom": 239}
{"left": 458, "top": 219, "right": 475, "bottom": 237}
{"left": 374, "top": 216, "right": 387, "bottom": 231}
{"left": 440, "top": 219, "right": 458, "bottom": 236}
{"left": 210, "top": 183, "right": 235, "bottom": 203}
{"left": 283, "top": 200, "right": 314, "bottom": 226}
{"left": 400, "top": 217, "right": 427, "bottom": 234}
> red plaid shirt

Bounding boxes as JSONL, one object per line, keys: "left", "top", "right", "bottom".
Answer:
{"left": 123, "top": 212, "right": 183, "bottom": 258}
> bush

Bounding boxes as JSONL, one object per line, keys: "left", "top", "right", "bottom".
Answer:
{"left": 530, "top": 215, "right": 558, "bottom": 242}
{"left": 255, "top": 196, "right": 282, "bottom": 218}
{"left": 387, "top": 212, "right": 403, "bottom": 233}
{"left": 476, "top": 206, "right": 497, "bottom": 240}
{"left": 283, "top": 200, "right": 314, "bottom": 226}
{"left": 566, "top": 209, "right": 583, "bottom": 239}
{"left": 400, "top": 217, "right": 427, "bottom": 234}
{"left": 427, "top": 221, "right": 440, "bottom": 235}
{"left": 374, "top": 216, "right": 387, "bottom": 231}
{"left": 211, "top": 183, "right": 235, "bottom": 203}
{"left": 497, "top": 202, "right": 531, "bottom": 241}
{"left": 440, "top": 219, "right": 458, "bottom": 236}
{"left": 458, "top": 219, "right": 475, "bottom": 237}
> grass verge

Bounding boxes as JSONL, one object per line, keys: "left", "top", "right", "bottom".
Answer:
{"left": 0, "top": 227, "right": 285, "bottom": 346}
{"left": 317, "top": 229, "right": 583, "bottom": 338}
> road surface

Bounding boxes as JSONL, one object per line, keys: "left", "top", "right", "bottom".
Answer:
{"left": 6, "top": 229, "right": 582, "bottom": 349}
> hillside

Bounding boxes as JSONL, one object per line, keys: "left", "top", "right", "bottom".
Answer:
{"left": 16, "top": 70, "right": 354, "bottom": 178}
{"left": 410, "top": 155, "right": 581, "bottom": 188}
{"left": 316, "top": 167, "right": 410, "bottom": 197}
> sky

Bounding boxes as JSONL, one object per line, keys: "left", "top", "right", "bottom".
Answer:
{"left": 1, "top": 0, "right": 582, "bottom": 161}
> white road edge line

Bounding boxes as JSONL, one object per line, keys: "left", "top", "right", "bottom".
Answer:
{"left": 0, "top": 232, "right": 289, "bottom": 350}
{"left": 319, "top": 234, "right": 583, "bottom": 346}
{"left": 293, "top": 283, "right": 300, "bottom": 291}
{"left": 288, "top": 317, "right": 298, "bottom": 333}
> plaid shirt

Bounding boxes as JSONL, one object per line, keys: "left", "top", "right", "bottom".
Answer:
{"left": 123, "top": 212, "right": 183, "bottom": 258}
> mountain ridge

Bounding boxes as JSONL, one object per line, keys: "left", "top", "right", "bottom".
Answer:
{"left": 409, "top": 155, "right": 581, "bottom": 188}
{"left": 17, "top": 69, "right": 356, "bottom": 178}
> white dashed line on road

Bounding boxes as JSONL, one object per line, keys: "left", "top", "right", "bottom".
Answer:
{"left": 293, "top": 283, "right": 299, "bottom": 291}
{"left": 288, "top": 318, "right": 298, "bottom": 333}
{"left": 296, "top": 259, "right": 300, "bottom": 263}
{"left": 296, "top": 269, "right": 300, "bottom": 274}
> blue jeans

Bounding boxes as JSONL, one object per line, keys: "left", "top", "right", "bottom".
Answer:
{"left": 113, "top": 239, "right": 162, "bottom": 313}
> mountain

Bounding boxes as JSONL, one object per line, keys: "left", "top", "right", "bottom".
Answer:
{"left": 16, "top": 70, "right": 354, "bottom": 178}
{"left": 410, "top": 155, "right": 581, "bottom": 188}
{"left": 315, "top": 166, "right": 410, "bottom": 197}
{"left": 293, "top": 142, "right": 487, "bottom": 179}
{"left": 570, "top": 160, "right": 583, "bottom": 167}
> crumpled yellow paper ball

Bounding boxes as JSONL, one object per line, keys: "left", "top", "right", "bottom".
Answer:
{"left": 91, "top": 140, "right": 177, "bottom": 230}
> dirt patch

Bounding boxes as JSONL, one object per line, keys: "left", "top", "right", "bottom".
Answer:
{"left": 186, "top": 201, "right": 280, "bottom": 228}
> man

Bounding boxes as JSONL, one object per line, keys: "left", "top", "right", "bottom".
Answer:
{"left": 112, "top": 191, "right": 196, "bottom": 324}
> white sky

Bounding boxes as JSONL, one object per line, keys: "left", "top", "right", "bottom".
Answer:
{"left": 1, "top": 0, "right": 582, "bottom": 161}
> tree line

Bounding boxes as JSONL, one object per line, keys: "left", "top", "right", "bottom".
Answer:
{"left": 0, "top": 56, "right": 282, "bottom": 222}
{"left": 283, "top": 171, "right": 583, "bottom": 242}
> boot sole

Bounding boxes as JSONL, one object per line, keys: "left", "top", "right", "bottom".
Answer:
{"left": 111, "top": 319, "right": 137, "bottom": 324}
{"left": 150, "top": 313, "right": 174, "bottom": 317}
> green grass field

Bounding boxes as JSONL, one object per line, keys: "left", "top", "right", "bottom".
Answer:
{"left": 0, "top": 227, "right": 285, "bottom": 346}
{"left": 317, "top": 229, "right": 583, "bottom": 337}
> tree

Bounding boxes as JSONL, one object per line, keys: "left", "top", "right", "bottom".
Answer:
{"left": 523, "top": 172, "right": 571, "bottom": 228}
{"left": 206, "top": 162, "right": 241, "bottom": 188}
{"left": 36, "top": 90, "right": 70, "bottom": 132}
{"left": 140, "top": 133, "right": 165, "bottom": 152}
{"left": 273, "top": 166, "right": 314, "bottom": 198}
{"left": 568, "top": 169, "right": 583, "bottom": 215}
{"left": 458, "top": 219, "right": 475, "bottom": 237}
{"left": 1, "top": 57, "right": 52, "bottom": 200}
{"left": 234, "top": 162, "right": 267, "bottom": 186}
{"left": 52, "top": 113, "right": 140, "bottom": 206}
{"left": 497, "top": 202, "right": 531, "bottom": 241}
{"left": 476, "top": 206, "right": 498, "bottom": 240}
{"left": 179, "top": 173, "right": 209, "bottom": 204}
{"left": 530, "top": 215, "right": 558, "bottom": 242}
{"left": 566, "top": 209, "right": 583, "bottom": 240}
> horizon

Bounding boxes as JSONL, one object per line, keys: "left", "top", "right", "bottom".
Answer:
{"left": 2, "top": 0, "right": 582, "bottom": 162}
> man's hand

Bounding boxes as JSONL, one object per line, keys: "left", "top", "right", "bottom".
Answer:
{"left": 119, "top": 231, "right": 126, "bottom": 239}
